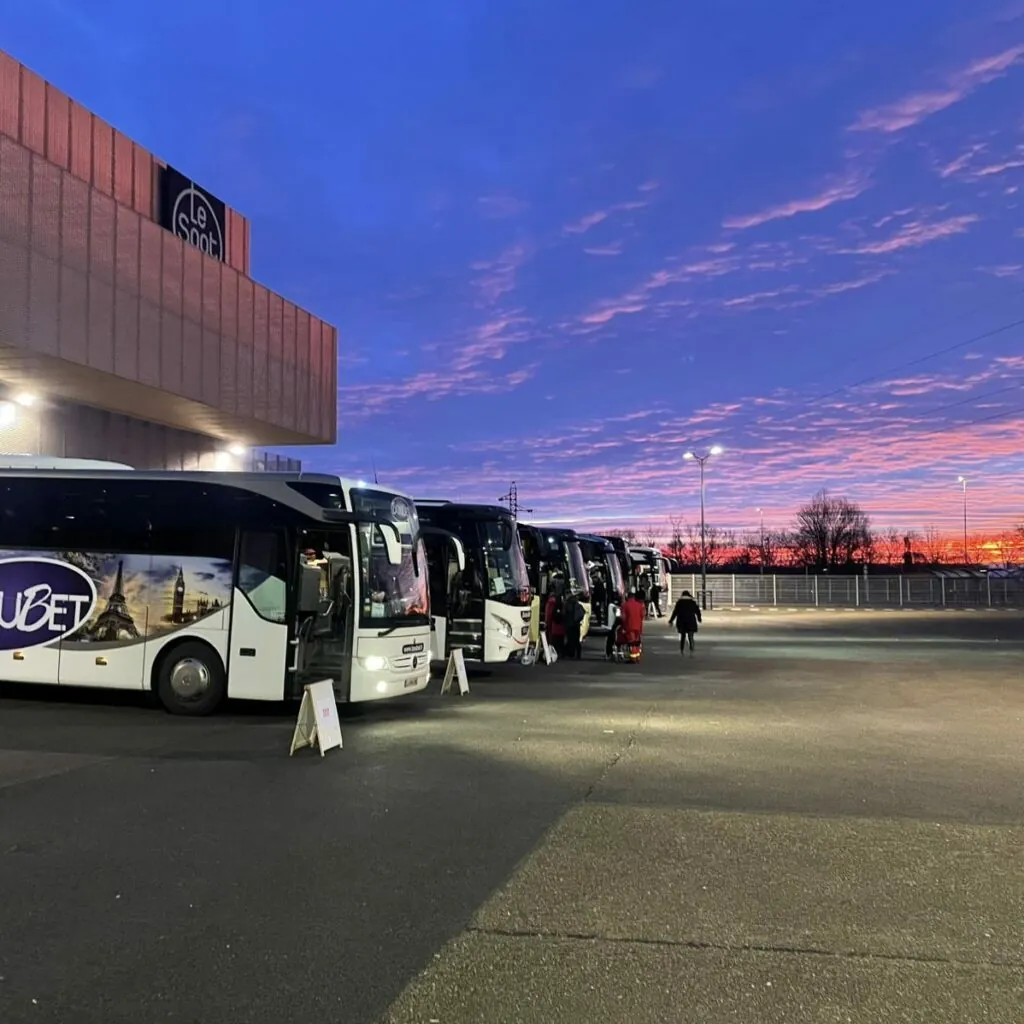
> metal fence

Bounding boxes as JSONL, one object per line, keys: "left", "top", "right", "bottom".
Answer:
{"left": 666, "top": 573, "right": 1024, "bottom": 610}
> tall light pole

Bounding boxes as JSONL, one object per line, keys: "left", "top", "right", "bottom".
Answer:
{"left": 957, "top": 476, "right": 968, "bottom": 565}
{"left": 756, "top": 507, "right": 765, "bottom": 574}
{"left": 683, "top": 445, "right": 724, "bottom": 609}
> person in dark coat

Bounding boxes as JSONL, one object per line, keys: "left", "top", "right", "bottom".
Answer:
{"left": 650, "top": 580, "right": 663, "bottom": 618}
{"left": 668, "top": 589, "right": 702, "bottom": 656}
{"left": 544, "top": 579, "right": 567, "bottom": 656}
{"left": 563, "top": 590, "right": 584, "bottom": 659}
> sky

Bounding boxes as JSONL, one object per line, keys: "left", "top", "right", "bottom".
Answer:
{"left": 4, "top": 0, "right": 1024, "bottom": 541}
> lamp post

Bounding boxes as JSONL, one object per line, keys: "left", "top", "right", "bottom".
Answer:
{"left": 957, "top": 476, "right": 968, "bottom": 565}
{"left": 683, "top": 446, "right": 724, "bottom": 610}
{"left": 756, "top": 507, "right": 765, "bottom": 574}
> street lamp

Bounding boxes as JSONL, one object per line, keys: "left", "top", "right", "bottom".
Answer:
{"left": 756, "top": 507, "right": 765, "bottom": 574}
{"left": 683, "top": 445, "right": 724, "bottom": 609}
{"left": 957, "top": 476, "right": 968, "bottom": 565}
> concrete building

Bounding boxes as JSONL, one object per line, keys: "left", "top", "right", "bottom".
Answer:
{"left": 0, "top": 50, "right": 336, "bottom": 471}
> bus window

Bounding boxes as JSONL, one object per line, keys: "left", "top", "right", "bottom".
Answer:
{"left": 238, "top": 531, "right": 287, "bottom": 623}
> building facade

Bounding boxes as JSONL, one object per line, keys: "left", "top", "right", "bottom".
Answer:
{"left": 0, "top": 51, "right": 336, "bottom": 470}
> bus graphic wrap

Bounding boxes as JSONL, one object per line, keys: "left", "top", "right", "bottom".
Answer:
{"left": 0, "top": 557, "right": 98, "bottom": 650}
{"left": 0, "top": 550, "right": 233, "bottom": 650}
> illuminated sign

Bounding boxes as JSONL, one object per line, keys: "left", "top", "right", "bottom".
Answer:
{"left": 158, "top": 165, "right": 227, "bottom": 262}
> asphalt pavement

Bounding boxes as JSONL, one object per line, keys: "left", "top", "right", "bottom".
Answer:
{"left": 1, "top": 611, "right": 1022, "bottom": 1023}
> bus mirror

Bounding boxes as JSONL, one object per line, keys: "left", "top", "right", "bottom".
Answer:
{"left": 450, "top": 536, "right": 466, "bottom": 573}
{"left": 379, "top": 522, "right": 403, "bottom": 566}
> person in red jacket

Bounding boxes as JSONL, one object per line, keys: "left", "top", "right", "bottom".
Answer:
{"left": 619, "top": 590, "right": 646, "bottom": 644}
{"left": 544, "top": 579, "right": 567, "bottom": 655}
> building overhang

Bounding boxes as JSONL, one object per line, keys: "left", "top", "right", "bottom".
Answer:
{"left": 0, "top": 347, "right": 321, "bottom": 446}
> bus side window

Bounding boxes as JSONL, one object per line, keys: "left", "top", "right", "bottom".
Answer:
{"left": 238, "top": 531, "right": 287, "bottom": 623}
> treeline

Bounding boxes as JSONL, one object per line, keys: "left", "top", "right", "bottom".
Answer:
{"left": 612, "top": 490, "right": 1024, "bottom": 570}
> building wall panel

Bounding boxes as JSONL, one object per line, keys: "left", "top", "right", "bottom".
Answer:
{"left": 236, "top": 276, "right": 254, "bottom": 419}
{"left": 89, "top": 189, "right": 115, "bottom": 283}
{"left": 0, "top": 52, "right": 20, "bottom": 138}
{"left": 252, "top": 286, "right": 269, "bottom": 421}
{"left": 114, "top": 285, "right": 139, "bottom": 380}
{"left": 58, "top": 266, "right": 87, "bottom": 363}
{"left": 59, "top": 171, "right": 89, "bottom": 274}
{"left": 0, "top": 135, "right": 31, "bottom": 241}
{"left": 0, "top": 238, "right": 29, "bottom": 348}
{"left": 68, "top": 101, "right": 92, "bottom": 182}
{"left": 159, "top": 234, "right": 183, "bottom": 394}
{"left": 29, "top": 154, "right": 61, "bottom": 261}
{"left": 27, "top": 253, "right": 60, "bottom": 357}
{"left": 87, "top": 275, "right": 114, "bottom": 372}
{"left": 267, "top": 292, "right": 283, "bottom": 423}
{"left": 113, "top": 130, "right": 133, "bottom": 207}
{"left": 44, "top": 84, "right": 70, "bottom": 170}
{"left": 91, "top": 116, "right": 113, "bottom": 196}
{"left": 19, "top": 65, "right": 45, "bottom": 156}
{"left": 132, "top": 143, "right": 152, "bottom": 218}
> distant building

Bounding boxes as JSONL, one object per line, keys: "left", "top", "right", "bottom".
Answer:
{"left": 90, "top": 560, "right": 139, "bottom": 641}
{"left": 0, "top": 50, "right": 336, "bottom": 470}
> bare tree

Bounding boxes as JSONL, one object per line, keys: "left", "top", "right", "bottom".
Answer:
{"left": 875, "top": 527, "right": 905, "bottom": 566}
{"left": 919, "top": 525, "right": 944, "bottom": 565}
{"left": 665, "top": 514, "right": 686, "bottom": 564}
{"left": 681, "top": 522, "right": 731, "bottom": 567}
{"left": 638, "top": 524, "right": 661, "bottom": 549}
{"left": 605, "top": 527, "right": 638, "bottom": 545}
{"left": 793, "top": 490, "right": 872, "bottom": 568}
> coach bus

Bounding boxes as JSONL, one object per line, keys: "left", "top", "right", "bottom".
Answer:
{"left": 578, "top": 534, "right": 626, "bottom": 634}
{"left": 415, "top": 500, "right": 532, "bottom": 663}
{"left": 518, "top": 524, "right": 593, "bottom": 639}
{"left": 0, "top": 467, "right": 431, "bottom": 715}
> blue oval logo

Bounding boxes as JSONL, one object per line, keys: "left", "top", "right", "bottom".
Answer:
{"left": 0, "top": 557, "right": 97, "bottom": 651}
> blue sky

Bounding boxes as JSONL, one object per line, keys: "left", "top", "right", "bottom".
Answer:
{"left": 5, "top": 0, "right": 1024, "bottom": 540}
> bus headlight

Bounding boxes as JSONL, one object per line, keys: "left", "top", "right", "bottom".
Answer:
{"left": 361, "top": 655, "right": 389, "bottom": 672}
{"left": 492, "top": 616, "right": 513, "bottom": 640}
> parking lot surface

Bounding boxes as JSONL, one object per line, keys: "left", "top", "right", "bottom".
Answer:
{"left": 1, "top": 611, "right": 1022, "bottom": 1022}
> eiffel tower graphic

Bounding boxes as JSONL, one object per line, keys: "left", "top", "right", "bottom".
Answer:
{"left": 92, "top": 560, "right": 140, "bottom": 641}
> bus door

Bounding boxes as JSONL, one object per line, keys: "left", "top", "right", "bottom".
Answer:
{"left": 420, "top": 527, "right": 466, "bottom": 659}
{"left": 291, "top": 527, "right": 356, "bottom": 695}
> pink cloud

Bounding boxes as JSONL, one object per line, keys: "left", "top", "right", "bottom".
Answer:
{"left": 723, "top": 173, "right": 870, "bottom": 230}
{"left": 838, "top": 214, "right": 978, "bottom": 254}
{"left": 471, "top": 242, "right": 531, "bottom": 304}
{"left": 851, "top": 44, "right": 1024, "bottom": 133}
{"left": 814, "top": 270, "right": 892, "bottom": 296}
{"left": 579, "top": 300, "right": 647, "bottom": 325}
{"left": 563, "top": 210, "right": 609, "bottom": 234}
{"left": 583, "top": 242, "right": 623, "bottom": 256}
{"left": 938, "top": 144, "right": 987, "bottom": 178}
{"left": 563, "top": 200, "right": 648, "bottom": 235}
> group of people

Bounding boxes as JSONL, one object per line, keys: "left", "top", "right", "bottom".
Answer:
{"left": 544, "top": 575, "right": 704, "bottom": 662}
{"left": 600, "top": 587, "right": 703, "bottom": 660}
{"left": 636, "top": 575, "right": 663, "bottom": 618}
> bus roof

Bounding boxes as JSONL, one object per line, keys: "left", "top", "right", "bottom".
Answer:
{"left": 0, "top": 469, "right": 415, "bottom": 523}
{"left": 415, "top": 499, "right": 513, "bottom": 518}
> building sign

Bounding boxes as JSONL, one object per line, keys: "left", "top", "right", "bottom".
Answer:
{"left": 158, "top": 165, "right": 227, "bottom": 262}
{"left": 0, "top": 557, "right": 97, "bottom": 650}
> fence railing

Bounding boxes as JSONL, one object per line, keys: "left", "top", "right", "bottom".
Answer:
{"left": 666, "top": 573, "right": 1024, "bottom": 610}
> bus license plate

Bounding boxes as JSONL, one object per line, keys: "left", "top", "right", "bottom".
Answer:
{"left": 404, "top": 677, "right": 420, "bottom": 689}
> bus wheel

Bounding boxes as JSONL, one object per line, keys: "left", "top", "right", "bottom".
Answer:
{"left": 155, "top": 641, "right": 226, "bottom": 716}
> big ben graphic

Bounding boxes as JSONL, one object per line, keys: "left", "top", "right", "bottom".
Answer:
{"left": 172, "top": 566, "right": 185, "bottom": 624}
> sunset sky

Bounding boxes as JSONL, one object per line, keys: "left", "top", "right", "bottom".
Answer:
{"left": 7, "top": 1, "right": 1024, "bottom": 538}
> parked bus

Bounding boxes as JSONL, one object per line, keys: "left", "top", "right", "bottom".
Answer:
{"left": 630, "top": 546, "right": 669, "bottom": 600}
{"left": 600, "top": 535, "right": 635, "bottom": 593}
{"left": 578, "top": 534, "right": 626, "bottom": 633}
{"left": 518, "top": 524, "right": 593, "bottom": 639}
{"left": 415, "top": 501, "right": 532, "bottom": 663}
{"left": 0, "top": 468, "right": 431, "bottom": 715}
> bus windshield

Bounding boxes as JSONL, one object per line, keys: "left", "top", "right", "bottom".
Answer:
{"left": 480, "top": 518, "right": 531, "bottom": 604}
{"left": 351, "top": 489, "right": 429, "bottom": 628}
{"left": 605, "top": 548, "right": 626, "bottom": 597}
{"left": 566, "top": 540, "right": 591, "bottom": 599}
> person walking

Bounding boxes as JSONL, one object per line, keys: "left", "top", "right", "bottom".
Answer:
{"left": 544, "top": 580, "right": 567, "bottom": 656}
{"left": 650, "top": 579, "right": 663, "bottom": 618}
{"left": 668, "top": 589, "right": 702, "bottom": 656}
{"left": 563, "top": 589, "right": 585, "bottom": 659}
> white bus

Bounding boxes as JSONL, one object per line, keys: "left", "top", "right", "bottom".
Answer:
{"left": 415, "top": 501, "right": 532, "bottom": 663}
{"left": 0, "top": 468, "right": 432, "bottom": 714}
